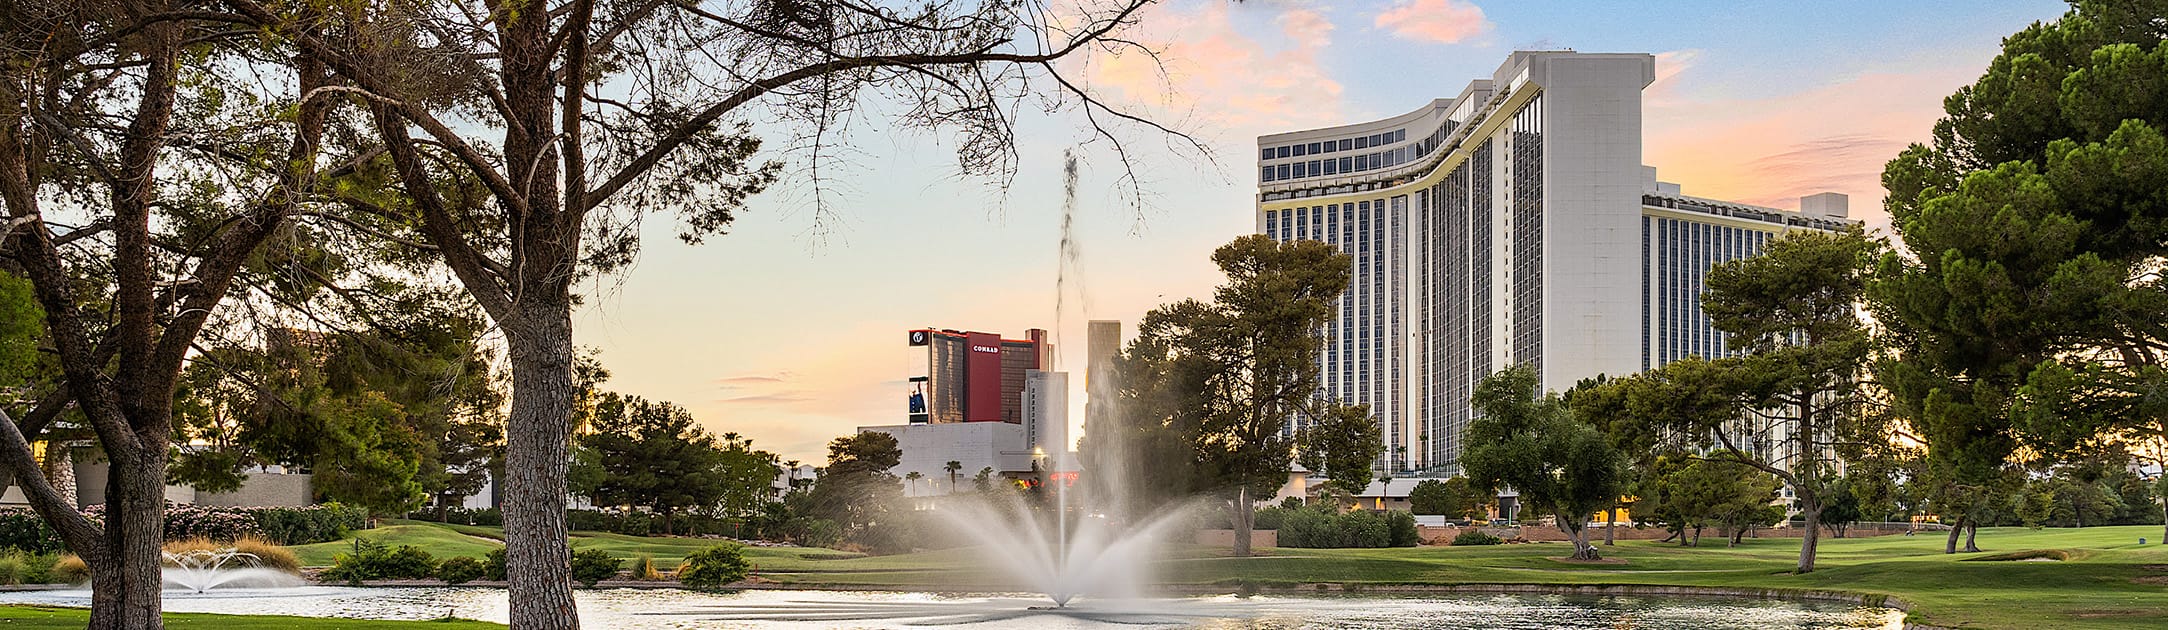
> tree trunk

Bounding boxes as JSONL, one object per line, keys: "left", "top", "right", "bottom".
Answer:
{"left": 1231, "top": 487, "right": 1253, "bottom": 557}
{"left": 1796, "top": 499, "right": 1822, "bottom": 573}
{"left": 1962, "top": 521, "right": 1980, "bottom": 553}
{"left": 1690, "top": 525, "right": 1701, "bottom": 547}
{"left": 1560, "top": 513, "right": 1600, "bottom": 561}
{"left": 1603, "top": 507, "right": 1615, "bottom": 546}
{"left": 1944, "top": 514, "right": 1965, "bottom": 554}
{"left": 87, "top": 454, "right": 167, "bottom": 629}
{"left": 503, "top": 313, "right": 580, "bottom": 630}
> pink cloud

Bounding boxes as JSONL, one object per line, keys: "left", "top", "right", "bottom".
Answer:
{"left": 1643, "top": 50, "right": 1989, "bottom": 232}
{"left": 1082, "top": 2, "right": 1347, "bottom": 131}
{"left": 1374, "top": 0, "right": 1492, "bottom": 44}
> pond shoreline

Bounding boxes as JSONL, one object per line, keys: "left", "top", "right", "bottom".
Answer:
{"left": 0, "top": 579, "right": 1935, "bottom": 629}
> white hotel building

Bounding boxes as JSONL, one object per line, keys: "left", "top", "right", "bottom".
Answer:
{"left": 1256, "top": 51, "right": 1855, "bottom": 473}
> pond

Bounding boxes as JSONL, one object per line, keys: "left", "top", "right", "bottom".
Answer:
{"left": 0, "top": 587, "right": 1905, "bottom": 629}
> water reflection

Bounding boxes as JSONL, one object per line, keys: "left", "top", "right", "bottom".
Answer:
{"left": 0, "top": 587, "right": 1903, "bottom": 629}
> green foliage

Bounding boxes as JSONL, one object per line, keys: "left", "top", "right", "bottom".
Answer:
{"left": 805, "top": 432, "right": 904, "bottom": 542}
{"left": 1386, "top": 510, "right": 1419, "bottom": 547}
{"left": 483, "top": 548, "right": 507, "bottom": 581}
{"left": 1875, "top": 0, "right": 2168, "bottom": 545}
{"left": 434, "top": 556, "right": 486, "bottom": 585}
{"left": 1450, "top": 529, "right": 1502, "bottom": 546}
{"left": 1464, "top": 365, "right": 1627, "bottom": 559}
{"left": 1409, "top": 477, "right": 1485, "bottom": 519}
{"left": 1275, "top": 506, "right": 1416, "bottom": 549}
{"left": 1637, "top": 456, "right": 1784, "bottom": 546}
{"left": 570, "top": 393, "right": 778, "bottom": 534}
{"left": 322, "top": 540, "right": 439, "bottom": 585}
{"left": 0, "top": 272, "right": 41, "bottom": 383}
{"left": 569, "top": 548, "right": 622, "bottom": 587}
{"left": 1079, "top": 235, "right": 1378, "bottom": 549}
{"left": 173, "top": 312, "right": 506, "bottom": 516}
{"left": 676, "top": 543, "right": 751, "bottom": 589}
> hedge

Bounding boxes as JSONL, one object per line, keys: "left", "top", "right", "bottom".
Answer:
{"left": 0, "top": 503, "right": 366, "bottom": 553}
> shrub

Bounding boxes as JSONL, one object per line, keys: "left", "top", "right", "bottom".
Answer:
{"left": 1452, "top": 530, "right": 1502, "bottom": 546}
{"left": 1386, "top": 511, "right": 1420, "bottom": 547}
{"left": 436, "top": 556, "right": 486, "bottom": 585}
{"left": 50, "top": 554, "right": 88, "bottom": 583}
{"left": 632, "top": 554, "right": 664, "bottom": 581}
{"left": 676, "top": 543, "right": 749, "bottom": 589}
{"left": 163, "top": 505, "right": 265, "bottom": 542}
{"left": 483, "top": 547, "right": 507, "bottom": 581}
{"left": 1252, "top": 506, "right": 1287, "bottom": 531}
{"left": 0, "top": 509, "right": 62, "bottom": 554}
{"left": 322, "top": 539, "right": 438, "bottom": 585}
{"left": 569, "top": 548, "right": 621, "bottom": 587}
{"left": 0, "top": 551, "right": 26, "bottom": 585}
{"left": 1277, "top": 509, "right": 1409, "bottom": 548}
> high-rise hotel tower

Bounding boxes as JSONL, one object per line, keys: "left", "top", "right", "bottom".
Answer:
{"left": 1257, "top": 51, "right": 1855, "bottom": 473}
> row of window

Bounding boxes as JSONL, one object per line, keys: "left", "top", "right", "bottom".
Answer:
{"left": 1262, "top": 128, "right": 1407, "bottom": 162}
{"left": 1262, "top": 144, "right": 1421, "bottom": 183}
{"left": 1644, "top": 216, "right": 1774, "bottom": 369}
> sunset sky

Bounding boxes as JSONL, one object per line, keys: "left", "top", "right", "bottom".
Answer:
{"left": 572, "top": 0, "right": 2070, "bottom": 464}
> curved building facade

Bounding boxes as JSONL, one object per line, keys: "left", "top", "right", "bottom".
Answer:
{"left": 1258, "top": 51, "right": 1854, "bottom": 474}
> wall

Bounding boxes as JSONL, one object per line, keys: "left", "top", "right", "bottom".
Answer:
{"left": 859, "top": 422, "right": 1029, "bottom": 496}
{"left": 194, "top": 472, "right": 315, "bottom": 507}
{"left": 1194, "top": 529, "right": 1278, "bottom": 549}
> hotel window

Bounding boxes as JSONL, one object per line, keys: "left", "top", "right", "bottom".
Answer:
{"left": 1309, "top": 160, "right": 1321, "bottom": 175}
{"left": 1356, "top": 155, "right": 1369, "bottom": 170}
{"left": 1308, "top": 142, "right": 1322, "bottom": 154}
{"left": 1293, "top": 144, "right": 1307, "bottom": 157}
{"left": 1276, "top": 146, "right": 1290, "bottom": 159}
{"left": 1293, "top": 162, "right": 1306, "bottom": 178}
{"left": 1395, "top": 129, "right": 1406, "bottom": 142}
{"left": 1260, "top": 166, "right": 1273, "bottom": 182}
{"left": 1339, "top": 139, "right": 1353, "bottom": 151}
{"left": 1260, "top": 148, "right": 1273, "bottom": 161}
{"left": 1322, "top": 141, "right": 1337, "bottom": 154}
{"left": 1355, "top": 136, "right": 1369, "bottom": 149}
{"left": 1277, "top": 164, "right": 1290, "bottom": 180}
{"left": 1265, "top": 210, "right": 1278, "bottom": 239}
{"left": 1323, "top": 159, "right": 1338, "bottom": 175}
{"left": 1340, "top": 157, "right": 1353, "bottom": 172}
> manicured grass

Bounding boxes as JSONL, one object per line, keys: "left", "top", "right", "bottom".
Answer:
{"left": 289, "top": 524, "right": 507, "bottom": 567}
{"left": 291, "top": 520, "right": 2168, "bottom": 630}
{"left": 0, "top": 605, "right": 500, "bottom": 629}
{"left": 290, "top": 520, "right": 861, "bottom": 569}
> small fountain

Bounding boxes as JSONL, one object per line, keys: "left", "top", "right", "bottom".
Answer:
{"left": 161, "top": 548, "right": 303, "bottom": 593}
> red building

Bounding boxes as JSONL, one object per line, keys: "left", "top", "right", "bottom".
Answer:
{"left": 907, "top": 328, "right": 1050, "bottom": 424}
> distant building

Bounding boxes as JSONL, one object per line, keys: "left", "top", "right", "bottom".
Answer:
{"left": 1256, "top": 50, "right": 1858, "bottom": 475}
{"left": 875, "top": 327, "right": 1069, "bottom": 496}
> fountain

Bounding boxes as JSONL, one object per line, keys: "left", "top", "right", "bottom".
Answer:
{"left": 161, "top": 548, "right": 304, "bottom": 593}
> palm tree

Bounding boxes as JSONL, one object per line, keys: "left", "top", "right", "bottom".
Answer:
{"left": 945, "top": 460, "right": 963, "bottom": 494}
{"left": 905, "top": 471, "right": 924, "bottom": 496}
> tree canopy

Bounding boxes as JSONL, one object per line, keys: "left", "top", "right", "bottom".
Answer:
{"left": 1463, "top": 364, "right": 1627, "bottom": 561}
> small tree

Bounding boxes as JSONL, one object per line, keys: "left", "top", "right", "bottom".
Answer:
{"left": 569, "top": 394, "right": 733, "bottom": 534}
{"left": 1463, "top": 365, "right": 1628, "bottom": 561}
{"left": 944, "top": 461, "right": 963, "bottom": 494}
{"left": 904, "top": 472, "right": 924, "bottom": 496}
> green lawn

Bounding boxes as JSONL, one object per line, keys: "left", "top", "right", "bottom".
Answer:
{"left": 290, "top": 521, "right": 2168, "bottom": 630}
{"left": 291, "top": 520, "right": 860, "bottom": 569}
{"left": 0, "top": 606, "right": 499, "bottom": 629}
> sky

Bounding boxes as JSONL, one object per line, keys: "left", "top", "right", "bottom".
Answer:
{"left": 571, "top": 0, "right": 2072, "bottom": 464}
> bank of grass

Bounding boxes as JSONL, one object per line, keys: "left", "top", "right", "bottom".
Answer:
{"left": 289, "top": 520, "right": 861, "bottom": 569}
{"left": 0, "top": 605, "right": 500, "bottom": 629}
{"left": 287, "top": 521, "right": 2167, "bottom": 630}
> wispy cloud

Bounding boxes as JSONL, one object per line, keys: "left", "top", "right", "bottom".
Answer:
{"left": 1374, "top": 0, "right": 1492, "bottom": 45}
{"left": 716, "top": 393, "right": 812, "bottom": 405}
{"left": 1643, "top": 49, "right": 1988, "bottom": 231}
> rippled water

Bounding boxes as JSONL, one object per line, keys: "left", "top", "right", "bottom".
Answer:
{"left": 0, "top": 587, "right": 1903, "bottom": 629}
